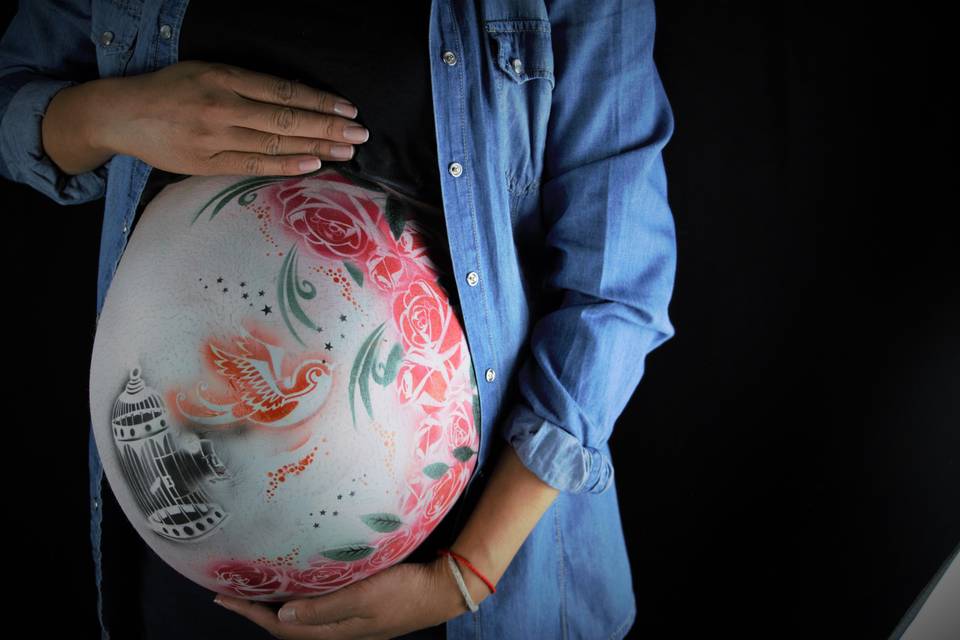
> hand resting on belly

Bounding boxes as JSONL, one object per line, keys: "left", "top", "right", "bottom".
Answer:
{"left": 43, "top": 59, "right": 370, "bottom": 178}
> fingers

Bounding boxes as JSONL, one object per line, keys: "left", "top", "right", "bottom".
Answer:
{"left": 186, "top": 63, "right": 369, "bottom": 177}
{"left": 202, "top": 149, "right": 323, "bottom": 177}
{"left": 206, "top": 62, "right": 369, "bottom": 150}
{"left": 216, "top": 594, "right": 372, "bottom": 640}
{"left": 226, "top": 95, "right": 370, "bottom": 146}
{"left": 215, "top": 595, "right": 313, "bottom": 639}
{"left": 203, "top": 115, "right": 368, "bottom": 176}
{"left": 225, "top": 126, "right": 356, "bottom": 162}
{"left": 279, "top": 591, "right": 369, "bottom": 627}
{"left": 211, "top": 63, "right": 358, "bottom": 119}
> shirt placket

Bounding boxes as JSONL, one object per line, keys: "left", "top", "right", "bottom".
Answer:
{"left": 431, "top": 1, "right": 499, "bottom": 505}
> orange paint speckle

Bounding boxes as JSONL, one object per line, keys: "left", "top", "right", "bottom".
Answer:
{"left": 265, "top": 446, "right": 319, "bottom": 501}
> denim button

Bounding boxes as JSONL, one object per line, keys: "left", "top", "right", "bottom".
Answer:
{"left": 512, "top": 58, "right": 523, "bottom": 74}
{"left": 485, "top": 368, "right": 495, "bottom": 382}
{"left": 100, "top": 31, "right": 114, "bottom": 46}
{"left": 466, "top": 271, "right": 479, "bottom": 286}
{"left": 448, "top": 162, "right": 463, "bottom": 177}
{"left": 159, "top": 24, "right": 172, "bottom": 39}
{"left": 442, "top": 50, "right": 457, "bottom": 65}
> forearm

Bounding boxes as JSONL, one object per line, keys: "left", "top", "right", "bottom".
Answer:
{"left": 41, "top": 76, "right": 123, "bottom": 176}
{"left": 438, "top": 441, "right": 561, "bottom": 615}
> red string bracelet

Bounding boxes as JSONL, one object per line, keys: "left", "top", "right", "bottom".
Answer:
{"left": 436, "top": 548, "right": 496, "bottom": 594}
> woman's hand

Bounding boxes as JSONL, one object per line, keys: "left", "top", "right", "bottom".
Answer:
{"left": 213, "top": 554, "right": 475, "bottom": 639}
{"left": 93, "top": 60, "right": 369, "bottom": 177}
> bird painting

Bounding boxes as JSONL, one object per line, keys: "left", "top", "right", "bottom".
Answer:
{"left": 175, "top": 328, "right": 337, "bottom": 430}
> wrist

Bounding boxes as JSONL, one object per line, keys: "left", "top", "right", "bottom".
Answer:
{"left": 40, "top": 79, "right": 110, "bottom": 176}
{"left": 431, "top": 553, "right": 493, "bottom": 618}
{"left": 82, "top": 76, "right": 131, "bottom": 157}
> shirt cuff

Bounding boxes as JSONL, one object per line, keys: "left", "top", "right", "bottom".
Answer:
{"left": 499, "top": 400, "right": 615, "bottom": 495}
{"left": 0, "top": 76, "right": 108, "bottom": 205}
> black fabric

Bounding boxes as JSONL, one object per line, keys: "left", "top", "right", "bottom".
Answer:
{"left": 133, "top": 1, "right": 445, "bottom": 233}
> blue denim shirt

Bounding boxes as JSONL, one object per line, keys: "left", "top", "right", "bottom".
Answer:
{"left": 0, "top": 1, "right": 676, "bottom": 638}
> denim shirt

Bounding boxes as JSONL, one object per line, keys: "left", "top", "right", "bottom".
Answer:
{"left": 0, "top": 1, "right": 676, "bottom": 638}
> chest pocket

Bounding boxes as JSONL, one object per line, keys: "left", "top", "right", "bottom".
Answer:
{"left": 486, "top": 18, "right": 556, "bottom": 90}
{"left": 484, "top": 18, "right": 555, "bottom": 203}
{"left": 89, "top": 1, "right": 140, "bottom": 78}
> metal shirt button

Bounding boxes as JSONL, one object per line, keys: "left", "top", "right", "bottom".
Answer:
{"left": 448, "top": 162, "right": 463, "bottom": 177}
{"left": 93, "top": 499, "right": 99, "bottom": 509}
{"left": 122, "top": 223, "right": 128, "bottom": 234}
{"left": 442, "top": 50, "right": 457, "bottom": 65}
{"left": 100, "top": 31, "right": 114, "bottom": 46}
{"left": 466, "top": 271, "right": 479, "bottom": 286}
{"left": 512, "top": 58, "right": 523, "bottom": 74}
{"left": 159, "top": 23, "right": 172, "bottom": 39}
{"left": 485, "top": 368, "right": 496, "bottom": 383}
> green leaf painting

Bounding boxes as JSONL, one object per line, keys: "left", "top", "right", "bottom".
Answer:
{"left": 359, "top": 512, "right": 403, "bottom": 533}
{"left": 384, "top": 194, "right": 410, "bottom": 241}
{"left": 423, "top": 462, "right": 450, "bottom": 479}
{"left": 190, "top": 175, "right": 288, "bottom": 226}
{"left": 276, "top": 244, "right": 323, "bottom": 347}
{"left": 472, "top": 391, "right": 481, "bottom": 434}
{"left": 469, "top": 363, "right": 481, "bottom": 433}
{"left": 343, "top": 260, "right": 364, "bottom": 287}
{"left": 319, "top": 544, "right": 375, "bottom": 562}
{"left": 348, "top": 323, "right": 405, "bottom": 429}
{"left": 452, "top": 446, "right": 477, "bottom": 463}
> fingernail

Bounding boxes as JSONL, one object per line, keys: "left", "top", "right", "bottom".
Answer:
{"left": 214, "top": 596, "right": 230, "bottom": 609}
{"left": 330, "top": 144, "right": 354, "bottom": 160}
{"left": 278, "top": 607, "right": 298, "bottom": 623}
{"left": 334, "top": 101, "right": 358, "bottom": 118}
{"left": 344, "top": 126, "right": 369, "bottom": 143}
{"left": 299, "top": 158, "right": 322, "bottom": 172}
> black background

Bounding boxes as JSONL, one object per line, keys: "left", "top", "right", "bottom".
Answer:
{"left": 6, "top": 2, "right": 957, "bottom": 639}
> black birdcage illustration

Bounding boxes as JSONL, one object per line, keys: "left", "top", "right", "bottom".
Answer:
{"left": 110, "top": 366, "right": 233, "bottom": 542}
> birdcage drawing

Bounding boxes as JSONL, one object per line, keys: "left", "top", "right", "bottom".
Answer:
{"left": 110, "top": 366, "right": 233, "bottom": 542}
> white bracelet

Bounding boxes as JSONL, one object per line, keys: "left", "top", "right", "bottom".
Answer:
{"left": 445, "top": 553, "right": 479, "bottom": 612}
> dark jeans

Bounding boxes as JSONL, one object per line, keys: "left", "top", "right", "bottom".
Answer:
{"left": 100, "top": 480, "right": 452, "bottom": 639}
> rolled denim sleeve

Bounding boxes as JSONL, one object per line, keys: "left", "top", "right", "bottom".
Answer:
{"left": 0, "top": 0, "right": 108, "bottom": 205}
{"left": 498, "top": 0, "right": 677, "bottom": 495}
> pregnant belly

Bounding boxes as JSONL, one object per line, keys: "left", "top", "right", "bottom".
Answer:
{"left": 88, "top": 168, "right": 480, "bottom": 601}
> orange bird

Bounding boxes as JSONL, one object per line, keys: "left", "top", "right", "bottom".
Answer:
{"left": 176, "top": 331, "right": 336, "bottom": 429}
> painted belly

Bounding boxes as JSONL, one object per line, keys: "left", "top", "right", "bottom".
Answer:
{"left": 89, "top": 168, "right": 480, "bottom": 601}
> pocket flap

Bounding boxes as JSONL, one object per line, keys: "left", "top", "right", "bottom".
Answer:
{"left": 485, "top": 19, "right": 555, "bottom": 89}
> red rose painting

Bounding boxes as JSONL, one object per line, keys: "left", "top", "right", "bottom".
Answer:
{"left": 273, "top": 175, "right": 389, "bottom": 263}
